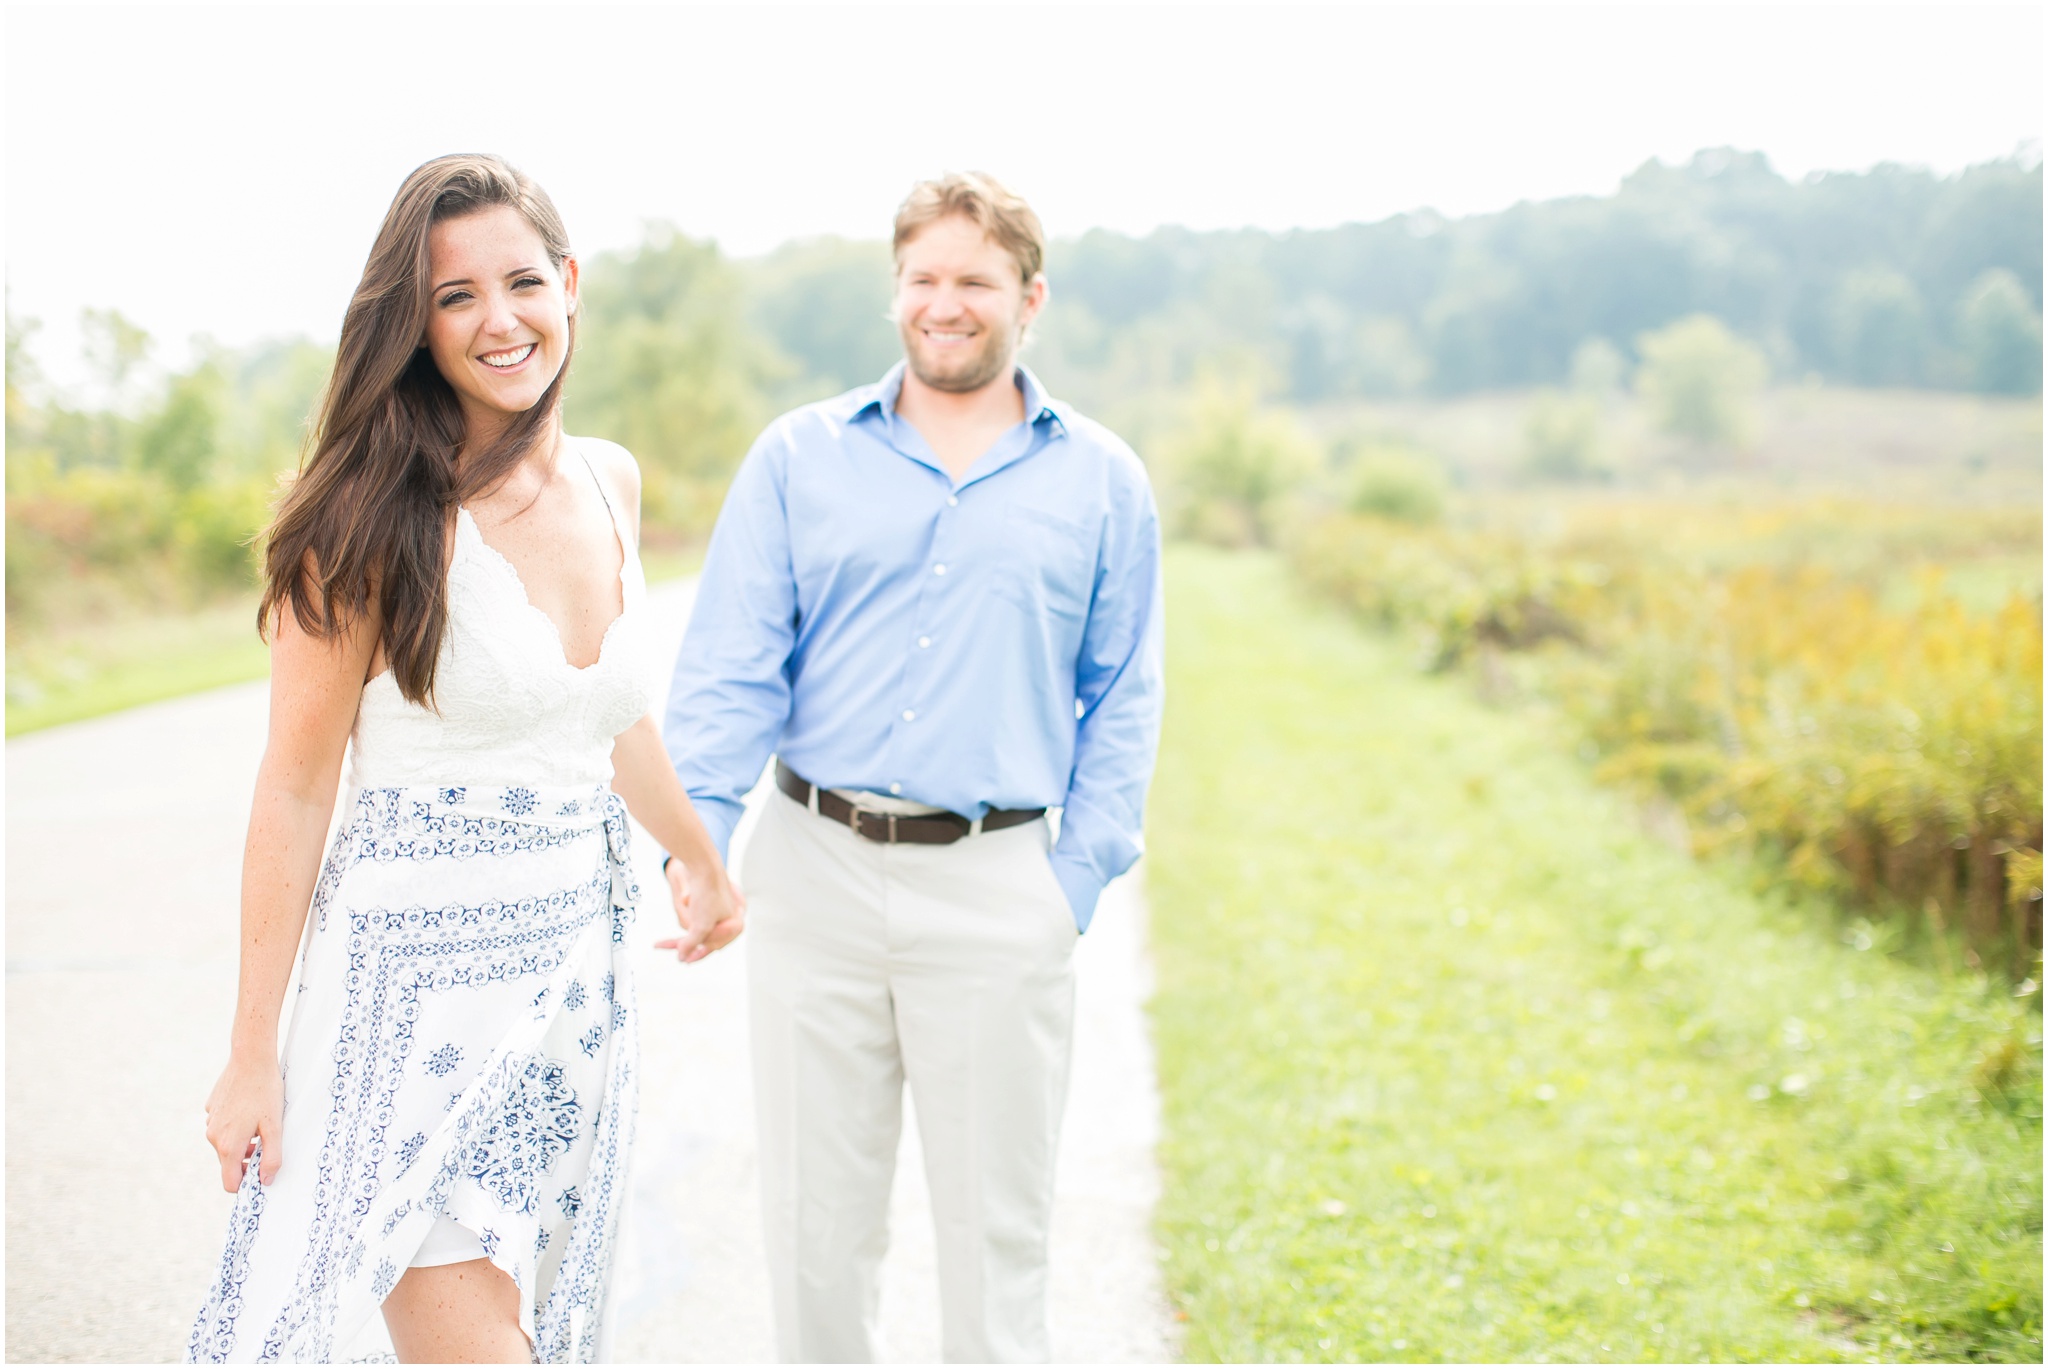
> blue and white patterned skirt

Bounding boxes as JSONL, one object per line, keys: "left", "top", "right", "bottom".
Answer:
{"left": 187, "top": 782, "right": 640, "bottom": 1363}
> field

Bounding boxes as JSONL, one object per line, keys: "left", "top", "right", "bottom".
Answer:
{"left": 1147, "top": 548, "right": 2042, "bottom": 1362}
{"left": 1298, "top": 386, "right": 2043, "bottom": 499}
{"left": 1289, "top": 494, "right": 2042, "bottom": 966}
{"left": 5, "top": 595, "right": 270, "bottom": 735}
{"left": 2, "top": 547, "right": 703, "bottom": 737}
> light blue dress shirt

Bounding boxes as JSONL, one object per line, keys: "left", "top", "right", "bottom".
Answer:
{"left": 663, "top": 362, "right": 1164, "bottom": 931}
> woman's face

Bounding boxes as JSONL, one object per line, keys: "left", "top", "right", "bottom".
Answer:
{"left": 422, "top": 205, "right": 578, "bottom": 436}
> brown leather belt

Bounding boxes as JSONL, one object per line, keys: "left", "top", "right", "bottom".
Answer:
{"left": 776, "top": 760, "right": 1043, "bottom": 845}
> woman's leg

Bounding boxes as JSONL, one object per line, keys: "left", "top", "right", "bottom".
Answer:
{"left": 383, "top": 1258, "right": 531, "bottom": 1364}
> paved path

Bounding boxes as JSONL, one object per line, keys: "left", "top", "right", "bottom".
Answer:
{"left": 5, "top": 579, "right": 1176, "bottom": 1363}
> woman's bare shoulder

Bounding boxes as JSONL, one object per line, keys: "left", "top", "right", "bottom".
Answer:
{"left": 574, "top": 435, "right": 642, "bottom": 502}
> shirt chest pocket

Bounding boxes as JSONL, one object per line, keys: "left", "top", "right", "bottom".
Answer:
{"left": 989, "top": 504, "right": 1099, "bottom": 622}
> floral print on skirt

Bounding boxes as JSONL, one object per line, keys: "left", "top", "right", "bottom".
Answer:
{"left": 187, "top": 783, "right": 639, "bottom": 1363}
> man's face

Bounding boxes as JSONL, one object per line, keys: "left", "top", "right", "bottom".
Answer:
{"left": 893, "top": 214, "right": 1045, "bottom": 394}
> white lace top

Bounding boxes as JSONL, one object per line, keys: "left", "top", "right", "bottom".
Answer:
{"left": 347, "top": 442, "right": 653, "bottom": 789}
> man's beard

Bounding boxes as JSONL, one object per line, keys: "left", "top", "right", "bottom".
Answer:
{"left": 900, "top": 319, "right": 1019, "bottom": 395}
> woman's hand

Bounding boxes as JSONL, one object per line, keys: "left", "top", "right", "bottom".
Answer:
{"left": 204, "top": 1049, "right": 284, "bottom": 1193}
{"left": 654, "top": 859, "right": 747, "bottom": 963}
{"left": 608, "top": 711, "right": 748, "bottom": 963}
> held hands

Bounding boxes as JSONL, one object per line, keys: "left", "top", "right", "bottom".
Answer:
{"left": 204, "top": 1049, "right": 284, "bottom": 1193}
{"left": 655, "top": 858, "right": 747, "bottom": 964}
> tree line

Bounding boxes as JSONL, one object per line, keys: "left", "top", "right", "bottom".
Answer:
{"left": 7, "top": 147, "right": 2039, "bottom": 622}
{"left": 752, "top": 148, "right": 2042, "bottom": 408}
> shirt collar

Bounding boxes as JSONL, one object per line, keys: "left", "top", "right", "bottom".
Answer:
{"left": 850, "top": 361, "right": 908, "bottom": 424}
{"left": 1016, "top": 365, "right": 1065, "bottom": 433}
{"left": 852, "top": 361, "right": 1065, "bottom": 436}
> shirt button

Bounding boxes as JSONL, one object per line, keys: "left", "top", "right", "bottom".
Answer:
{"left": 918, "top": 636, "right": 931, "bottom": 649}
{"left": 933, "top": 563, "right": 947, "bottom": 576}
{"left": 902, "top": 708, "right": 916, "bottom": 722}
{"left": 889, "top": 782, "right": 903, "bottom": 795}
{"left": 947, "top": 495, "right": 959, "bottom": 507}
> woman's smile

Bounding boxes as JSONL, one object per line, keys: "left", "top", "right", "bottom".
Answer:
{"left": 477, "top": 341, "right": 538, "bottom": 371}
{"left": 421, "top": 204, "right": 580, "bottom": 426}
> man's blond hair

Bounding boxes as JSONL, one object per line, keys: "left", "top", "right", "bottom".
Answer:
{"left": 892, "top": 172, "right": 1045, "bottom": 284}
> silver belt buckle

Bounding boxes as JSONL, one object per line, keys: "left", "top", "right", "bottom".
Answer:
{"left": 842, "top": 800, "right": 898, "bottom": 843}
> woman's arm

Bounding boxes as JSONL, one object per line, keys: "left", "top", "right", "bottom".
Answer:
{"left": 611, "top": 714, "right": 746, "bottom": 963}
{"left": 203, "top": 595, "right": 376, "bottom": 1193}
{"left": 589, "top": 437, "right": 744, "bottom": 961}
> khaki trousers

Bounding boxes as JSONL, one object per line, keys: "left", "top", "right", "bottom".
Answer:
{"left": 741, "top": 787, "right": 1079, "bottom": 1363}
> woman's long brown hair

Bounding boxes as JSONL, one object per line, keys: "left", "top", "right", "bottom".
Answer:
{"left": 258, "top": 154, "right": 577, "bottom": 707}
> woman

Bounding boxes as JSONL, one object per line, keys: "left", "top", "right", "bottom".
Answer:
{"left": 186, "top": 154, "right": 742, "bottom": 1364}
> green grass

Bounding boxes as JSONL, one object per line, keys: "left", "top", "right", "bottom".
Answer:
{"left": 6, "top": 596, "right": 272, "bottom": 735}
{"left": 1147, "top": 547, "right": 2042, "bottom": 1363}
{"left": 4, "top": 559, "right": 705, "bottom": 738}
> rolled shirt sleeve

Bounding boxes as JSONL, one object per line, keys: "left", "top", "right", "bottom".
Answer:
{"left": 663, "top": 427, "right": 798, "bottom": 861}
{"left": 1048, "top": 459, "right": 1165, "bottom": 931}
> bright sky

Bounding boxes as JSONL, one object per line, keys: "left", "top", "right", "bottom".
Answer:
{"left": 6, "top": 2, "right": 2040, "bottom": 387}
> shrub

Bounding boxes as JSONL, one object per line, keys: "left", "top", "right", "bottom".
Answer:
{"left": 1957, "top": 269, "right": 2044, "bottom": 396}
{"left": 1568, "top": 336, "right": 1628, "bottom": 395}
{"left": 1157, "top": 384, "right": 1320, "bottom": 546}
{"left": 1293, "top": 500, "right": 2045, "bottom": 967}
{"left": 1522, "top": 391, "right": 1608, "bottom": 480}
{"left": 1343, "top": 443, "right": 1447, "bottom": 524}
{"left": 1634, "top": 315, "right": 1768, "bottom": 448}
{"left": 1292, "top": 514, "right": 1604, "bottom": 670}
{"left": 173, "top": 478, "right": 274, "bottom": 586}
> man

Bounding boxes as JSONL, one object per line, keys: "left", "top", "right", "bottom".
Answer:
{"left": 662, "top": 171, "right": 1164, "bottom": 1363}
